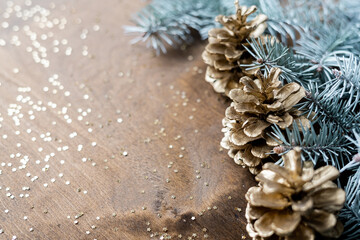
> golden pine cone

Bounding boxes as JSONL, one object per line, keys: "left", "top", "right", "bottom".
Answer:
{"left": 221, "top": 68, "right": 308, "bottom": 174}
{"left": 202, "top": 2, "right": 267, "bottom": 96}
{"left": 245, "top": 148, "right": 345, "bottom": 240}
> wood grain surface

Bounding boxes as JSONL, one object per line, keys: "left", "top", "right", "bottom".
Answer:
{"left": 0, "top": 0, "right": 255, "bottom": 239}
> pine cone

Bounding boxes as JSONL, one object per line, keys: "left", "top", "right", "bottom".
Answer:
{"left": 221, "top": 68, "right": 308, "bottom": 174}
{"left": 202, "top": 2, "right": 267, "bottom": 96}
{"left": 245, "top": 148, "right": 345, "bottom": 240}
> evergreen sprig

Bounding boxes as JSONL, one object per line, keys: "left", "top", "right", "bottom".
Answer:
{"left": 295, "top": 24, "right": 360, "bottom": 83}
{"left": 342, "top": 130, "right": 360, "bottom": 172}
{"left": 241, "top": 37, "right": 310, "bottom": 83}
{"left": 257, "top": 0, "right": 322, "bottom": 45}
{"left": 125, "top": 0, "right": 360, "bottom": 55}
{"left": 270, "top": 121, "right": 353, "bottom": 169}
{"left": 329, "top": 55, "right": 360, "bottom": 109}
{"left": 124, "top": 0, "right": 236, "bottom": 55}
{"left": 296, "top": 83, "right": 360, "bottom": 134}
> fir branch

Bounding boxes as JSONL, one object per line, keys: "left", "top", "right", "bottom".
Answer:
{"left": 342, "top": 130, "right": 360, "bottom": 172}
{"left": 297, "top": 83, "right": 360, "bottom": 134}
{"left": 243, "top": 1, "right": 360, "bottom": 85}
{"left": 124, "top": 0, "right": 237, "bottom": 55}
{"left": 270, "top": 121, "right": 353, "bottom": 169}
{"left": 125, "top": 0, "right": 360, "bottom": 55}
{"left": 295, "top": 23, "right": 360, "bottom": 83}
{"left": 257, "top": 0, "right": 321, "bottom": 45}
{"left": 339, "top": 167, "right": 360, "bottom": 239}
{"left": 338, "top": 0, "right": 360, "bottom": 24}
{"left": 241, "top": 37, "right": 310, "bottom": 84}
{"left": 328, "top": 55, "right": 360, "bottom": 109}
{"left": 347, "top": 130, "right": 360, "bottom": 153}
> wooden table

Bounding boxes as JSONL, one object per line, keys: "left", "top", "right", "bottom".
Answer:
{"left": 0, "top": 0, "right": 255, "bottom": 239}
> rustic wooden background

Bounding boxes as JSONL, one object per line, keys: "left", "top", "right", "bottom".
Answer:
{"left": 0, "top": 0, "right": 255, "bottom": 239}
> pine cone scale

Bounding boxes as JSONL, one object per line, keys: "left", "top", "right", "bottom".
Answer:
{"left": 263, "top": 181, "right": 295, "bottom": 196}
{"left": 261, "top": 163, "right": 295, "bottom": 184}
{"left": 281, "top": 87, "right": 306, "bottom": 111}
{"left": 291, "top": 196, "right": 313, "bottom": 213}
{"left": 251, "top": 144, "right": 273, "bottom": 158}
{"left": 287, "top": 224, "right": 315, "bottom": 240}
{"left": 264, "top": 134, "right": 279, "bottom": 146}
{"left": 229, "top": 89, "right": 259, "bottom": 103}
{"left": 205, "top": 43, "right": 227, "bottom": 54}
{"left": 225, "top": 48, "right": 244, "bottom": 60}
{"left": 230, "top": 128, "right": 261, "bottom": 146}
{"left": 234, "top": 102, "right": 264, "bottom": 114}
{"left": 253, "top": 211, "right": 276, "bottom": 237}
{"left": 255, "top": 211, "right": 302, "bottom": 237}
{"left": 208, "top": 28, "right": 232, "bottom": 39}
{"left": 305, "top": 209, "right": 337, "bottom": 234}
{"left": 243, "top": 119, "right": 270, "bottom": 137}
{"left": 239, "top": 146, "right": 262, "bottom": 167}
{"left": 275, "top": 82, "right": 301, "bottom": 101}
{"left": 248, "top": 187, "right": 290, "bottom": 209}
{"left": 214, "top": 59, "right": 234, "bottom": 71}
{"left": 249, "top": 14, "right": 268, "bottom": 35}
{"left": 302, "top": 165, "right": 340, "bottom": 192}
{"left": 310, "top": 188, "right": 346, "bottom": 211}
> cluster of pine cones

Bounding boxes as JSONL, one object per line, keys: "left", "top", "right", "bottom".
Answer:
{"left": 202, "top": 2, "right": 308, "bottom": 175}
{"left": 202, "top": 2, "right": 346, "bottom": 240}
